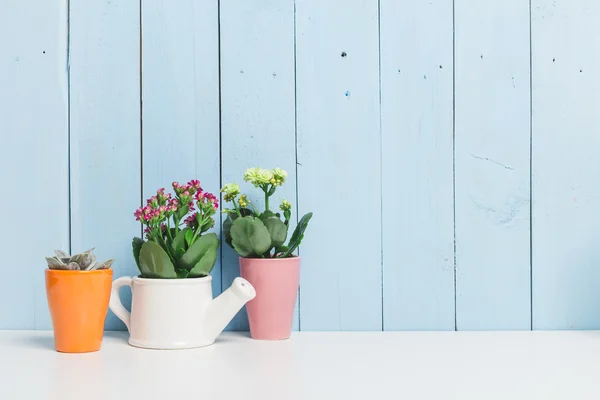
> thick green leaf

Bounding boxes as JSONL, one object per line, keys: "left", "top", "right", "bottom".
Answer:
{"left": 139, "top": 241, "right": 177, "bottom": 278}
{"left": 223, "top": 208, "right": 256, "bottom": 249}
{"left": 175, "top": 268, "right": 190, "bottom": 279}
{"left": 185, "top": 228, "right": 194, "bottom": 247}
{"left": 239, "top": 207, "right": 255, "bottom": 217}
{"left": 263, "top": 217, "right": 288, "bottom": 248}
{"left": 156, "top": 233, "right": 177, "bottom": 265}
{"left": 178, "top": 233, "right": 219, "bottom": 270}
{"left": 172, "top": 228, "right": 190, "bottom": 254}
{"left": 274, "top": 245, "right": 289, "bottom": 255}
{"left": 223, "top": 216, "right": 234, "bottom": 247}
{"left": 260, "top": 210, "right": 277, "bottom": 221}
{"left": 174, "top": 248, "right": 186, "bottom": 260}
{"left": 281, "top": 212, "right": 313, "bottom": 258}
{"left": 188, "top": 246, "right": 218, "bottom": 277}
{"left": 132, "top": 237, "right": 145, "bottom": 275}
{"left": 176, "top": 205, "right": 190, "bottom": 221}
{"left": 230, "top": 216, "right": 272, "bottom": 257}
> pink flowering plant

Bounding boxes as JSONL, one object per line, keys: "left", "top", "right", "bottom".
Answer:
{"left": 221, "top": 167, "right": 312, "bottom": 258}
{"left": 132, "top": 180, "right": 220, "bottom": 279}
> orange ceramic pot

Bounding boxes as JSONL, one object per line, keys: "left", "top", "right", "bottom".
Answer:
{"left": 45, "top": 269, "right": 113, "bottom": 353}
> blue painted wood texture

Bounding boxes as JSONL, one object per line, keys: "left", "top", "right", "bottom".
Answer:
{"left": 532, "top": 0, "right": 600, "bottom": 330}
{"left": 380, "top": 0, "right": 455, "bottom": 331}
{"left": 141, "top": 0, "right": 222, "bottom": 296}
{"left": 295, "top": 0, "right": 383, "bottom": 330}
{"left": 4, "top": 0, "right": 600, "bottom": 331}
{"left": 220, "top": 0, "right": 298, "bottom": 331}
{"left": 0, "top": 0, "right": 70, "bottom": 329}
{"left": 69, "top": 0, "right": 141, "bottom": 331}
{"left": 454, "top": 0, "right": 531, "bottom": 330}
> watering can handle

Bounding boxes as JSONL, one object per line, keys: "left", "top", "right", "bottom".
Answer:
{"left": 109, "top": 277, "right": 133, "bottom": 331}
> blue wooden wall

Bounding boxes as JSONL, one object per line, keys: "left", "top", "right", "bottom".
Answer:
{"left": 2, "top": 0, "right": 600, "bottom": 331}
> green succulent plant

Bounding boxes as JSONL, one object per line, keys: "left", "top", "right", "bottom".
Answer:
{"left": 45, "top": 248, "right": 114, "bottom": 271}
{"left": 132, "top": 180, "right": 220, "bottom": 279}
{"left": 221, "top": 167, "right": 313, "bottom": 258}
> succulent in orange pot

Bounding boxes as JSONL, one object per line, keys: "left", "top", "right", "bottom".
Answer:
{"left": 45, "top": 248, "right": 113, "bottom": 353}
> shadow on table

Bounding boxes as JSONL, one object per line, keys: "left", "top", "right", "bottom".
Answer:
{"left": 215, "top": 331, "right": 251, "bottom": 344}
{"left": 19, "top": 331, "right": 130, "bottom": 351}
{"left": 103, "top": 330, "right": 129, "bottom": 341}
{"left": 20, "top": 334, "right": 55, "bottom": 351}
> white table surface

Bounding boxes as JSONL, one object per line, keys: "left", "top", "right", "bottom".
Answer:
{"left": 1, "top": 330, "right": 599, "bottom": 399}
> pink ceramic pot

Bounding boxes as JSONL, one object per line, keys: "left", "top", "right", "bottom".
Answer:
{"left": 239, "top": 256, "right": 300, "bottom": 340}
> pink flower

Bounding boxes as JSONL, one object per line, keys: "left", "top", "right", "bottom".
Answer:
{"left": 146, "top": 195, "right": 158, "bottom": 205}
{"left": 184, "top": 213, "right": 199, "bottom": 227}
{"left": 205, "top": 193, "right": 217, "bottom": 203}
{"left": 157, "top": 188, "right": 165, "bottom": 196}
{"left": 172, "top": 181, "right": 180, "bottom": 189}
{"left": 188, "top": 180, "right": 201, "bottom": 190}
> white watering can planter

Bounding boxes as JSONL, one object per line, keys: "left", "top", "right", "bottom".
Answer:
{"left": 109, "top": 275, "right": 256, "bottom": 349}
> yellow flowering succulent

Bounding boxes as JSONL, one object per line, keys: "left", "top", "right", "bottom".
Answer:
{"left": 243, "top": 167, "right": 290, "bottom": 187}
{"left": 221, "top": 167, "right": 312, "bottom": 259}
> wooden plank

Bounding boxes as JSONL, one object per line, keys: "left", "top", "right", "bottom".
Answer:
{"left": 219, "top": 0, "right": 298, "bottom": 330}
{"left": 0, "top": 0, "right": 69, "bottom": 328}
{"left": 142, "top": 0, "right": 221, "bottom": 295}
{"left": 295, "top": 0, "right": 382, "bottom": 330}
{"left": 380, "top": 0, "right": 455, "bottom": 330}
{"left": 454, "top": 0, "right": 531, "bottom": 329}
{"left": 69, "top": 0, "right": 141, "bottom": 330}
{"left": 532, "top": 0, "right": 600, "bottom": 329}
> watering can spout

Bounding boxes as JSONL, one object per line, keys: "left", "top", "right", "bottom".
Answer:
{"left": 204, "top": 277, "right": 256, "bottom": 341}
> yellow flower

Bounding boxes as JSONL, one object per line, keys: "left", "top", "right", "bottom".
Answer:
{"left": 243, "top": 167, "right": 260, "bottom": 183}
{"left": 244, "top": 167, "right": 274, "bottom": 187}
{"left": 279, "top": 199, "right": 292, "bottom": 211}
{"left": 238, "top": 194, "right": 248, "bottom": 208}
{"left": 272, "top": 168, "right": 288, "bottom": 185}
{"left": 257, "top": 169, "right": 274, "bottom": 184}
{"left": 221, "top": 183, "right": 240, "bottom": 202}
